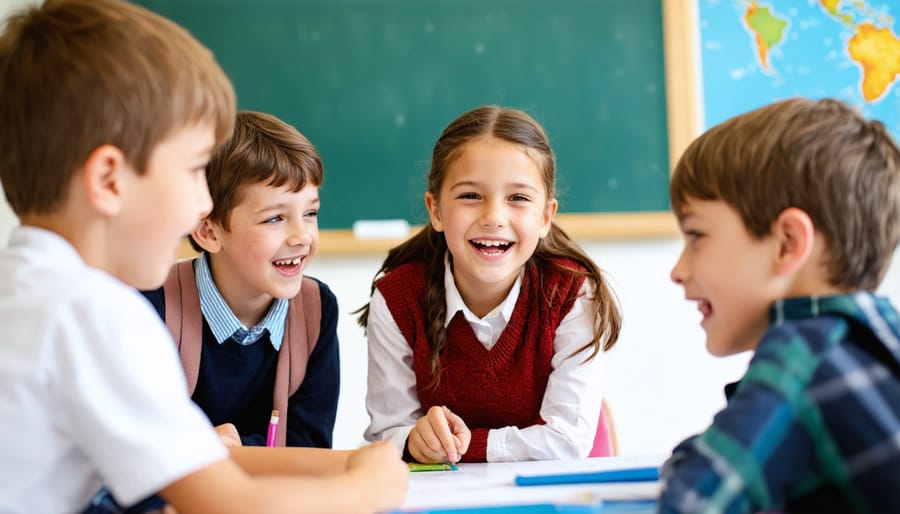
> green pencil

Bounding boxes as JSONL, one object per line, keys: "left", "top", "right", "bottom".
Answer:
{"left": 408, "top": 462, "right": 459, "bottom": 472}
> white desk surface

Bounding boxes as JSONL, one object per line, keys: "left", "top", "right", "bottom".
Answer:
{"left": 394, "top": 454, "right": 666, "bottom": 512}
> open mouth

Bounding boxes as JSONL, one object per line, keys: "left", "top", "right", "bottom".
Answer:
{"left": 470, "top": 239, "right": 513, "bottom": 256}
{"left": 698, "top": 299, "right": 712, "bottom": 320}
{"left": 273, "top": 257, "right": 302, "bottom": 270}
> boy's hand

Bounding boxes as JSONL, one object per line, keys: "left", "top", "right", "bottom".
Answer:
{"left": 214, "top": 423, "right": 242, "bottom": 447}
{"left": 346, "top": 441, "right": 409, "bottom": 511}
{"left": 407, "top": 405, "right": 471, "bottom": 463}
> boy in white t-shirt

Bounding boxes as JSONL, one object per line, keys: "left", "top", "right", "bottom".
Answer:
{"left": 0, "top": 1, "right": 407, "bottom": 513}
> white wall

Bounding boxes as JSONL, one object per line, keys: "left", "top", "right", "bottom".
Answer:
{"left": 3, "top": 0, "right": 900, "bottom": 458}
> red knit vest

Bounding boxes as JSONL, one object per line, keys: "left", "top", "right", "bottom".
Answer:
{"left": 376, "top": 259, "right": 585, "bottom": 461}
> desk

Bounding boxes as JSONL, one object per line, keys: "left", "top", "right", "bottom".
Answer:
{"left": 393, "top": 454, "right": 665, "bottom": 514}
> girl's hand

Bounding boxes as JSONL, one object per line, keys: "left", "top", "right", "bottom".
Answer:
{"left": 407, "top": 405, "right": 471, "bottom": 463}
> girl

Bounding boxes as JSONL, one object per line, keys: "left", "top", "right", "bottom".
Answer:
{"left": 358, "top": 106, "right": 622, "bottom": 463}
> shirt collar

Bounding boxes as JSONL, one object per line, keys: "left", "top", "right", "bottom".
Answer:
{"left": 769, "top": 291, "right": 900, "bottom": 364}
{"left": 10, "top": 226, "right": 83, "bottom": 266}
{"left": 195, "top": 253, "right": 288, "bottom": 349}
{"left": 442, "top": 255, "right": 522, "bottom": 327}
{"left": 769, "top": 292, "right": 880, "bottom": 326}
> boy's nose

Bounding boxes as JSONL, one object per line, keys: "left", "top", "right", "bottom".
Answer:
{"left": 287, "top": 221, "right": 313, "bottom": 247}
{"left": 196, "top": 182, "right": 213, "bottom": 221}
{"left": 670, "top": 249, "right": 687, "bottom": 284}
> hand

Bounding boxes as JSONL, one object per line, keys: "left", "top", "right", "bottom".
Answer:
{"left": 346, "top": 441, "right": 409, "bottom": 512}
{"left": 407, "top": 405, "right": 471, "bottom": 463}
{"left": 213, "top": 423, "right": 242, "bottom": 447}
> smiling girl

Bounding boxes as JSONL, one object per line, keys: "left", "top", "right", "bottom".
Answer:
{"left": 358, "top": 106, "right": 622, "bottom": 463}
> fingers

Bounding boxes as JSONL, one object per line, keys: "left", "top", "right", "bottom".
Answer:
{"left": 442, "top": 406, "right": 471, "bottom": 455}
{"left": 213, "top": 423, "right": 242, "bottom": 447}
{"left": 408, "top": 405, "right": 468, "bottom": 463}
{"left": 350, "top": 442, "right": 409, "bottom": 511}
{"left": 408, "top": 427, "right": 447, "bottom": 463}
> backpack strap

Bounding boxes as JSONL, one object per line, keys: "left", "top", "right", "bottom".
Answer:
{"left": 163, "top": 260, "right": 203, "bottom": 395}
{"left": 164, "top": 260, "right": 322, "bottom": 447}
{"left": 271, "top": 277, "right": 321, "bottom": 446}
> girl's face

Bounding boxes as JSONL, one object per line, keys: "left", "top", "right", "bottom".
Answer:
{"left": 426, "top": 135, "right": 557, "bottom": 315}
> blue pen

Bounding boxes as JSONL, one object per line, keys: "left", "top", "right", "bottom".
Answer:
{"left": 392, "top": 500, "right": 656, "bottom": 514}
{"left": 515, "top": 466, "right": 659, "bottom": 486}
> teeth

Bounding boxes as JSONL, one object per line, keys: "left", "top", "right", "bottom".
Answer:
{"left": 698, "top": 300, "right": 712, "bottom": 316}
{"left": 274, "top": 258, "right": 302, "bottom": 266}
{"left": 472, "top": 239, "right": 511, "bottom": 247}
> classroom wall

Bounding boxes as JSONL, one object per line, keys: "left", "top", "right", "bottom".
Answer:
{"left": 3, "top": 0, "right": 900, "bottom": 458}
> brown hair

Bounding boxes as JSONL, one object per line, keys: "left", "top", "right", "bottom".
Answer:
{"left": 0, "top": 0, "right": 236, "bottom": 217}
{"left": 358, "top": 105, "right": 621, "bottom": 387}
{"left": 194, "top": 111, "right": 323, "bottom": 246}
{"left": 671, "top": 97, "right": 900, "bottom": 291}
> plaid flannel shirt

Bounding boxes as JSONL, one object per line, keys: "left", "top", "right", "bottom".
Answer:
{"left": 658, "top": 292, "right": 900, "bottom": 514}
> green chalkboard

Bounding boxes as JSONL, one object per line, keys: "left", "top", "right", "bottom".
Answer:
{"left": 137, "top": 0, "right": 671, "bottom": 230}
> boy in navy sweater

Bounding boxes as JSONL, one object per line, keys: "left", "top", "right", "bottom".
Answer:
{"left": 143, "top": 110, "right": 340, "bottom": 449}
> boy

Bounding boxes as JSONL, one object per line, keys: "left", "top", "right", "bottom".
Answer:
{"left": 660, "top": 97, "right": 900, "bottom": 513}
{"left": 0, "top": 1, "right": 407, "bottom": 513}
{"left": 142, "top": 110, "right": 339, "bottom": 449}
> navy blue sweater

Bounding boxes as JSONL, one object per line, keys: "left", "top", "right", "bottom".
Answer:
{"left": 141, "top": 278, "right": 340, "bottom": 448}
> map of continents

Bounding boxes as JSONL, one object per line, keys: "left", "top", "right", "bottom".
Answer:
{"left": 699, "top": 0, "right": 900, "bottom": 140}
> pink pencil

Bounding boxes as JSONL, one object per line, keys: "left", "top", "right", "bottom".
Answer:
{"left": 266, "top": 409, "right": 279, "bottom": 447}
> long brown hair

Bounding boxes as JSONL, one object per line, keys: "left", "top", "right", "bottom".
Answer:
{"left": 358, "top": 106, "right": 621, "bottom": 387}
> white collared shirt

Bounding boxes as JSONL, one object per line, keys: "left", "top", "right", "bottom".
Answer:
{"left": 365, "top": 258, "right": 604, "bottom": 462}
{"left": 441, "top": 261, "right": 521, "bottom": 349}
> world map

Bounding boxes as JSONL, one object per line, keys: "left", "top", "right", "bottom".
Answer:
{"left": 699, "top": 0, "right": 900, "bottom": 140}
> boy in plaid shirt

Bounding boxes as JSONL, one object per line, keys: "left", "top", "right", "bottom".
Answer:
{"left": 660, "top": 97, "right": 900, "bottom": 514}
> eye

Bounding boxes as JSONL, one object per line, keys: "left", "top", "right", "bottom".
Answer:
{"left": 263, "top": 215, "right": 284, "bottom": 224}
{"left": 509, "top": 194, "right": 531, "bottom": 202}
{"left": 304, "top": 209, "right": 318, "bottom": 218}
{"left": 457, "top": 192, "right": 480, "bottom": 200}
{"left": 684, "top": 230, "right": 703, "bottom": 243}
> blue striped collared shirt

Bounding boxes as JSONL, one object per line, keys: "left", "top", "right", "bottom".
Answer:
{"left": 194, "top": 253, "right": 288, "bottom": 350}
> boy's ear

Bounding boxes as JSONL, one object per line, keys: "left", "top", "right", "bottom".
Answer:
{"left": 191, "top": 218, "right": 223, "bottom": 254}
{"left": 772, "top": 207, "right": 815, "bottom": 276}
{"left": 82, "top": 145, "right": 127, "bottom": 216}
{"left": 425, "top": 192, "right": 444, "bottom": 232}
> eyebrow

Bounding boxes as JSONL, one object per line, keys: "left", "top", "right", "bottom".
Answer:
{"left": 448, "top": 180, "right": 541, "bottom": 193}
{"left": 251, "top": 198, "right": 320, "bottom": 216}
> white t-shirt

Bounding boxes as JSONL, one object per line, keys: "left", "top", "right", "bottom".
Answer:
{"left": 0, "top": 227, "right": 227, "bottom": 513}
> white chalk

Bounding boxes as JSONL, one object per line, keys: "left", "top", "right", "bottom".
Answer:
{"left": 352, "top": 219, "right": 411, "bottom": 240}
